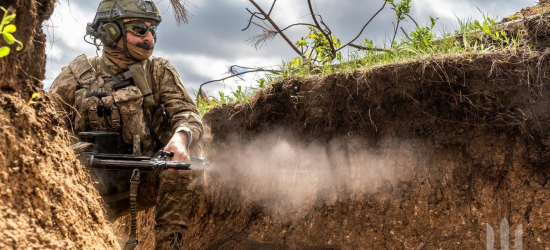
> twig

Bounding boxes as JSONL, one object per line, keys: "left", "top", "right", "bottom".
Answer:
{"left": 280, "top": 23, "right": 315, "bottom": 32}
{"left": 390, "top": 19, "right": 402, "bottom": 47}
{"left": 246, "top": 0, "right": 307, "bottom": 61}
{"left": 405, "top": 13, "right": 419, "bottom": 27}
{"left": 307, "top": 0, "right": 336, "bottom": 58}
{"left": 400, "top": 27, "right": 412, "bottom": 41}
{"left": 242, "top": 9, "right": 267, "bottom": 31}
{"left": 349, "top": 43, "right": 393, "bottom": 53}
{"left": 338, "top": 0, "right": 388, "bottom": 52}
{"left": 197, "top": 67, "right": 280, "bottom": 101}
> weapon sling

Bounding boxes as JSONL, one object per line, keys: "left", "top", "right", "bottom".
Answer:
{"left": 124, "top": 169, "right": 141, "bottom": 250}
{"left": 144, "top": 113, "right": 165, "bottom": 152}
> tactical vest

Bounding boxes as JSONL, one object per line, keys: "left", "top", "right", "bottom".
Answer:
{"left": 69, "top": 54, "right": 155, "bottom": 156}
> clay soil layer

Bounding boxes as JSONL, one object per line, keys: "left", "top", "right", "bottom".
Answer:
{"left": 3, "top": 0, "right": 550, "bottom": 249}
{"left": 185, "top": 50, "right": 550, "bottom": 250}
{"left": 0, "top": 0, "right": 118, "bottom": 249}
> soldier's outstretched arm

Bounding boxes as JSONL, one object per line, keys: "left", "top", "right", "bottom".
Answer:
{"left": 157, "top": 60, "right": 203, "bottom": 159}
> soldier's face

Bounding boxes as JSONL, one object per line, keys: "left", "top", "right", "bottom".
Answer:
{"left": 126, "top": 21, "right": 155, "bottom": 50}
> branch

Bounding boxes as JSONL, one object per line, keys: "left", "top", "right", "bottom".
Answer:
{"left": 349, "top": 43, "right": 393, "bottom": 53}
{"left": 390, "top": 19, "right": 402, "bottom": 47}
{"left": 247, "top": 0, "right": 307, "bottom": 61}
{"left": 242, "top": 8, "right": 267, "bottom": 31}
{"left": 318, "top": 15, "right": 333, "bottom": 35}
{"left": 405, "top": 13, "right": 419, "bottom": 27}
{"left": 198, "top": 67, "right": 280, "bottom": 92}
{"left": 280, "top": 23, "right": 315, "bottom": 33}
{"left": 266, "top": 0, "right": 277, "bottom": 16}
{"left": 307, "top": 0, "right": 336, "bottom": 58}
{"left": 400, "top": 27, "right": 412, "bottom": 41}
{"left": 338, "top": 0, "right": 388, "bottom": 52}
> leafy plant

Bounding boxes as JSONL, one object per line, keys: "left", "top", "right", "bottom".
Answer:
{"left": 407, "top": 16, "right": 438, "bottom": 52}
{"left": 28, "top": 92, "right": 39, "bottom": 105}
{"left": 387, "top": 0, "right": 411, "bottom": 21}
{"left": 294, "top": 26, "right": 343, "bottom": 66}
{"left": 468, "top": 9, "right": 507, "bottom": 42}
{"left": 196, "top": 77, "right": 274, "bottom": 115}
{"left": 0, "top": 6, "right": 23, "bottom": 58}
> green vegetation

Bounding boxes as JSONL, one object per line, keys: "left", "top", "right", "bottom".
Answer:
{"left": 196, "top": 78, "right": 269, "bottom": 115}
{"left": 28, "top": 92, "right": 40, "bottom": 105}
{"left": 197, "top": 1, "right": 526, "bottom": 115}
{"left": 0, "top": 6, "right": 23, "bottom": 58}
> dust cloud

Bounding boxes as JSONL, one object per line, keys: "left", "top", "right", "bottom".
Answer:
{"left": 202, "top": 131, "right": 423, "bottom": 218}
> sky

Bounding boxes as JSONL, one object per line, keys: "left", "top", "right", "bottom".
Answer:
{"left": 43, "top": 0, "right": 536, "bottom": 96}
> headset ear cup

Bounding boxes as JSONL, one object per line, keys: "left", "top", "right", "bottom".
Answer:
{"left": 101, "top": 23, "right": 122, "bottom": 47}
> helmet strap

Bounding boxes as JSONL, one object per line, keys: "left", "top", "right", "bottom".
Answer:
{"left": 121, "top": 29, "right": 141, "bottom": 62}
{"left": 113, "top": 20, "right": 133, "bottom": 61}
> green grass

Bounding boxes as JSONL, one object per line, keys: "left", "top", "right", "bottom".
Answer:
{"left": 197, "top": 10, "right": 528, "bottom": 116}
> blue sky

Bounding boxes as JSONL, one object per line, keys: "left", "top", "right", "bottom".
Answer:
{"left": 43, "top": 0, "right": 535, "bottom": 95}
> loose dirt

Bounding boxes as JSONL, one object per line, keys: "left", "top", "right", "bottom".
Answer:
{"left": 0, "top": 0, "right": 118, "bottom": 249}
{"left": 3, "top": 0, "right": 550, "bottom": 250}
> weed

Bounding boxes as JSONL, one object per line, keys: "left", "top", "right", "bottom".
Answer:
{"left": 28, "top": 92, "right": 39, "bottom": 105}
{"left": 200, "top": 4, "right": 530, "bottom": 115}
{"left": 0, "top": 6, "right": 23, "bottom": 58}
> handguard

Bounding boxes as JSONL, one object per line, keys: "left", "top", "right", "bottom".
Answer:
{"left": 76, "top": 131, "right": 209, "bottom": 171}
{"left": 89, "top": 153, "right": 192, "bottom": 171}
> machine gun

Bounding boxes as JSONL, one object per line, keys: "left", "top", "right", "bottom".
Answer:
{"left": 77, "top": 131, "right": 208, "bottom": 171}
{"left": 75, "top": 131, "right": 207, "bottom": 250}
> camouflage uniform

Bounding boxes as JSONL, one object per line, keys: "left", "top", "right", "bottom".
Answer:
{"left": 50, "top": 54, "right": 202, "bottom": 249}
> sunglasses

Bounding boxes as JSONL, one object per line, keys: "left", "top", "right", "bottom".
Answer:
{"left": 125, "top": 23, "right": 157, "bottom": 37}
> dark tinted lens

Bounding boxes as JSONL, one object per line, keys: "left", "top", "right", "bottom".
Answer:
{"left": 132, "top": 24, "right": 148, "bottom": 36}
{"left": 150, "top": 26, "right": 157, "bottom": 36}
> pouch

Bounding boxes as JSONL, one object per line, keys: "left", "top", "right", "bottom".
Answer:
{"left": 83, "top": 96, "right": 102, "bottom": 130}
{"left": 113, "top": 86, "right": 152, "bottom": 154}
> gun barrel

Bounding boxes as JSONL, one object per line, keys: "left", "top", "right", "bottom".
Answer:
{"left": 90, "top": 156, "right": 191, "bottom": 171}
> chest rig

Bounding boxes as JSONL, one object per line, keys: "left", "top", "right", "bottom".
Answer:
{"left": 69, "top": 54, "right": 158, "bottom": 156}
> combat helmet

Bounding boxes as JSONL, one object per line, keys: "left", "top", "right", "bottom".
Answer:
{"left": 86, "top": 0, "right": 162, "bottom": 49}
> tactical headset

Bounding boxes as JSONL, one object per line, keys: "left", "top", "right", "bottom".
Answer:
{"left": 86, "top": 21, "right": 123, "bottom": 48}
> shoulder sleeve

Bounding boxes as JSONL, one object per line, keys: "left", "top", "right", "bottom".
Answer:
{"left": 153, "top": 58, "right": 203, "bottom": 146}
{"left": 49, "top": 65, "right": 80, "bottom": 131}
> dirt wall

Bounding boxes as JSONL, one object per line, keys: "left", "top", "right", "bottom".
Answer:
{"left": 0, "top": 0, "right": 50, "bottom": 94}
{"left": 125, "top": 50, "right": 550, "bottom": 250}
{"left": 0, "top": 0, "right": 118, "bottom": 249}
{"left": 147, "top": 48, "right": 550, "bottom": 250}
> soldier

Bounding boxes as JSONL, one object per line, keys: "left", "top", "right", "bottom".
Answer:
{"left": 49, "top": 0, "right": 203, "bottom": 249}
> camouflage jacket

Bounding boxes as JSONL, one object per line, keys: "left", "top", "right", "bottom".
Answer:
{"left": 50, "top": 54, "right": 203, "bottom": 155}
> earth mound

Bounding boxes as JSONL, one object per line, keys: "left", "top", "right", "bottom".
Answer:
{"left": 125, "top": 2, "right": 550, "bottom": 249}
{"left": 3, "top": 0, "right": 550, "bottom": 249}
{"left": 0, "top": 0, "right": 118, "bottom": 249}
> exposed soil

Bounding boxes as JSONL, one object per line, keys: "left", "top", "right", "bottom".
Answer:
{"left": 3, "top": 0, "right": 550, "bottom": 250}
{"left": 192, "top": 50, "right": 550, "bottom": 250}
{"left": 0, "top": 0, "right": 118, "bottom": 249}
{"left": 125, "top": 12, "right": 550, "bottom": 250}
{"left": 0, "top": 94, "right": 118, "bottom": 249}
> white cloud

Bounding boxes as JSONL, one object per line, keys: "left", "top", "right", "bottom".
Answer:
{"left": 412, "top": 0, "right": 531, "bottom": 26}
